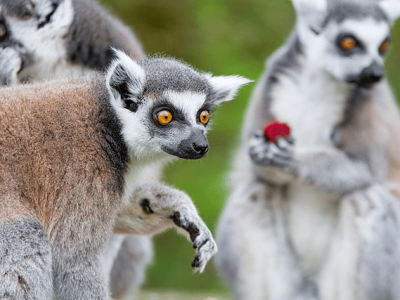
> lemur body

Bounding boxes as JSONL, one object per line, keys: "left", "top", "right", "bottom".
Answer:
{"left": 0, "top": 50, "right": 248, "bottom": 299}
{"left": 0, "top": 0, "right": 144, "bottom": 81}
{"left": 217, "top": 0, "right": 400, "bottom": 299}
{"left": 0, "top": 0, "right": 155, "bottom": 297}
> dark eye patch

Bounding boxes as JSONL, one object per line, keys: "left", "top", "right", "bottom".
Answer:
{"left": 151, "top": 99, "right": 188, "bottom": 127}
{"left": 196, "top": 104, "right": 212, "bottom": 126}
{"left": 335, "top": 33, "right": 364, "bottom": 56}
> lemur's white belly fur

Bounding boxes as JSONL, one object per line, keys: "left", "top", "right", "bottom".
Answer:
{"left": 270, "top": 69, "right": 350, "bottom": 274}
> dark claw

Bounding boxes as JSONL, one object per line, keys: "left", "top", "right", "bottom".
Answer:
{"left": 171, "top": 212, "right": 200, "bottom": 242}
{"left": 191, "top": 253, "right": 201, "bottom": 268}
{"left": 140, "top": 199, "right": 154, "bottom": 214}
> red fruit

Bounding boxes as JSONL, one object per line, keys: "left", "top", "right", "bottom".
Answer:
{"left": 263, "top": 121, "right": 291, "bottom": 142}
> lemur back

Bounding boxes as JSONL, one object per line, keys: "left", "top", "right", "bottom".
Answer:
{"left": 217, "top": 0, "right": 400, "bottom": 299}
{"left": 0, "top": 0, "right": 148, "bottom": 297}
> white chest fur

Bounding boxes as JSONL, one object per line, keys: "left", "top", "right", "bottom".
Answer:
{"left": 270, "top": 64, "right": 350, "bottom": 274}
{"left": 270, "top": 65, "right": 350, "bottom": 147}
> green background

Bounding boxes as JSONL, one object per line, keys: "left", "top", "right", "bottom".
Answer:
{"left": 101, "top": 0, "right": 400, "bottom": 296}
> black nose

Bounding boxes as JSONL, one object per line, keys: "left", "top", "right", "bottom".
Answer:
{"left": 192, "top": 142, "right": 209, "bottom": 155}
{"left": 360, "top": 61, "right": 384, "bottom": 84}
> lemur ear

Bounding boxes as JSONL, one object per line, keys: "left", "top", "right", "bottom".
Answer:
{"left": 379, "top": 0, "right": 400, "bottom": 24}
{"left": 106, "top": 49, "right": 146, "bottom": 113}
{"left": 206, "top": 75, "right": 252, "bottom": 105}
{"left": 292, "top": 0, "right": 328, "bottom": 34}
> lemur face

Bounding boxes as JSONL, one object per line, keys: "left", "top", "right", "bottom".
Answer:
{"left": 146, "top": 90, "right": 211, "bottom": 160}
{"left": 106, "top": 50, "right": 250, "bottom": 161}
{"left": 293, "top": 0, "right": 400, "bottom": 88}
{"left": 317, "top": 16, "right": 390, "bottom": 88}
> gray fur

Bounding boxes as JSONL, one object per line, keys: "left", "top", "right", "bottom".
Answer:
{"left": 139, "top": 57, "right": 211, "bottom": 96}
{"left": 0, "top": 47, "right": 22, "bottom": 85}
{"left": 0, "top": 218, "right": 52, "bottom": 299}
{"left": 66, "top": 0, "right": 144, "bottom": 70}
{"left": 109, "top": 235, "right": 153, "bottom": 299}
{"left": 324, "top": 2, "right": 389, "bottom": 26}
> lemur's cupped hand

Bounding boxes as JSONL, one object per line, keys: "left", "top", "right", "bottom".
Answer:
{"left": 114, "top": 183, "right": 217, "bottom": 273}
{"left": 249, "top": 129, "right": 294, "bottom": 169}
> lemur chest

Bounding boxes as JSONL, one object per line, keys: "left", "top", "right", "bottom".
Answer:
{"left": 269, "top": 73, "right": 350, "bottom": 274}
{"left": 270, "top": 72, "right": 349, "bottom": 146}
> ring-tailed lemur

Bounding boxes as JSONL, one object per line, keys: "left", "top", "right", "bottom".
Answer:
{"left": 0, "top": 50, "right": 249, "bottom": 299}
{"left": 0, "top": 0, "right": 223, "bottom": 297}
{"left": 216, "top": 0, "right": 400, "bottom": 299}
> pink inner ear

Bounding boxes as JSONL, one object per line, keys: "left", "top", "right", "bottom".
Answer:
{"left": 263, "top": 121, "right": 291, "bottom": 142}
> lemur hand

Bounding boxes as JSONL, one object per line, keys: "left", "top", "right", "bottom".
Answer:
{"left": 114, "top": 183, "right": 218, "bottom": 273}
{"left": 171, "top": 209, "right": 217, "bottom": 273}
{"left": 249, "top": 130, "right": 294, "bottom": 169}
{"left": 0, "top": 47, "right": 23, "bottom": 86}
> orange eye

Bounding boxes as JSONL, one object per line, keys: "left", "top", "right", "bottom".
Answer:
{"left": 157, "top": 110, "right": 173, "bottom": 125}
{"left": 379, "top": 40, "right": 390, "bottom": 54}
{"left": 341, "top": 37, "right": 357, "bottom": 50}
{"left": 199, "top": 111, "right": 210, "bottom": 124}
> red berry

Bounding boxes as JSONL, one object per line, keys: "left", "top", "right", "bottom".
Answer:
{"left": 263, "top": 121, "right": 291, "bottom": 142}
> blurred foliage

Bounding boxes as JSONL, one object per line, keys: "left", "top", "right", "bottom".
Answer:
{"left": 102, "top": 0, "right": 400, "bottom": 294}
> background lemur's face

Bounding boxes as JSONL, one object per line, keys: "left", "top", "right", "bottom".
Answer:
{"left": 315, "top": 15, "right": 390, "bottom": 88}
{"left": 294, "top": 0, "right": 400, "bottom": 88}
{"left": 107, "top": 51, "right": 250, "bottom": 161}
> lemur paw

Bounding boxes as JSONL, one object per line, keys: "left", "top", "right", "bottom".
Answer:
{"left": 0, "top": 48, "right": 23, "bottom": 85}
{"left": 249, "top": 130, "right": 294, "bottom": 169}
{"left": 171, "top": 211, "right": 218, "bottom": 273}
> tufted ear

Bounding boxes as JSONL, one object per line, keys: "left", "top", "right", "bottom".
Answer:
{"left": 206, "top": 75, "right": 252, "bottom": 106}
{"left": 106, "top": 49, "right": 146, "bottom": 113}
{"left": 379, "top": 0, "right": 400, "bottom": 24}
{"left": 292, "top": 0, "right": 328, "bottom": 34}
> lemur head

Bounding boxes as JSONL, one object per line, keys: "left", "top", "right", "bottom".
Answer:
{"left": 106, "top": 50, "right": 250, "bottom": 161}
{"left": 292, "top": 0, "right": 400, "bottom": 88}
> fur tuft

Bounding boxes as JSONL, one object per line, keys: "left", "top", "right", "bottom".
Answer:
{"left": 379, "top": 0, "right": 400, "bottom": 23}
{"left": 207, "top": 75, "right": 252, "bottom": 105}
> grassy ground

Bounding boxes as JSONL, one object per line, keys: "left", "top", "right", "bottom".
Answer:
{"left": 137, "top": 290, "right": 231, "bottom": 300}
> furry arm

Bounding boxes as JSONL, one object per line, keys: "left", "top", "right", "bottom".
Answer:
{"left": 113, "top": 182, "right": 218, "bottom": 273}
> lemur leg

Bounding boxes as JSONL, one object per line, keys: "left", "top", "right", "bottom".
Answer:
{"left": 108, "top": 235, "right": 153, "bottom": 300}
{"left": 0, "top": 48, "right": 23, "bottom": 86}
{"left": 319, "top": 185, "right": 400, "bottom": 300}
{"left": 114, "top": 182, "right": 217, "bottom": 273}
{"left": 0, "top": 218, "right": 53, "bottom": 299}
{"left": 52, "top": 250, "right": 109, "bottom": 300}
{"left": 249, "top": 132, "right": 374, "bottom": 195}
{"left": 216, "top": 180, "right": 317, "bottom": 300}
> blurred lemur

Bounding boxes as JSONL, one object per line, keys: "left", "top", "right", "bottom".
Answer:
{"left": 216, "top": 0, "right": 400, "bottom": 299}
{"left": 0, "top": 49, "right": 248, "bottom": 299}
{"left": 0, "top": 0, "right": 250, "bottom": 298}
